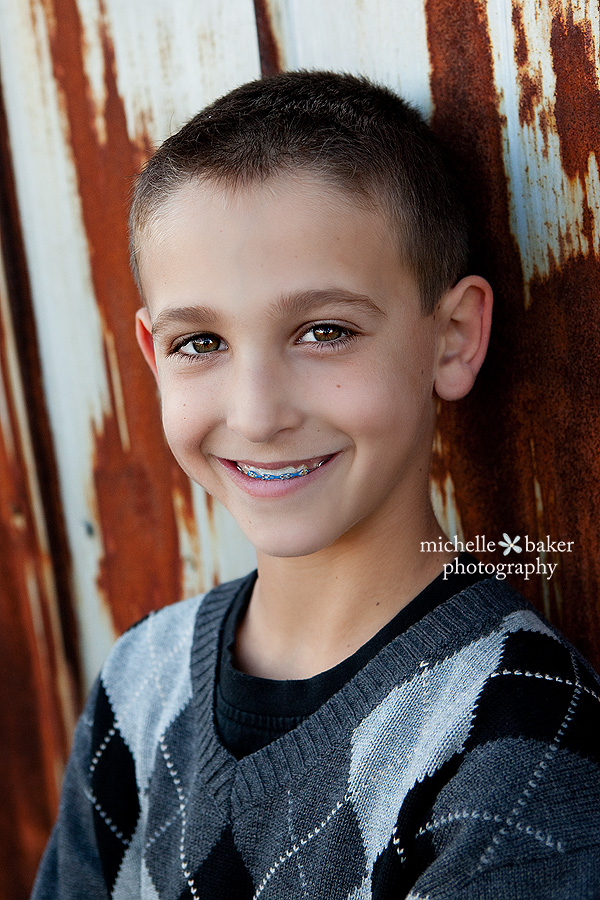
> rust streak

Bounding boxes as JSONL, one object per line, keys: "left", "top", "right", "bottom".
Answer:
{"left": 0, "top": 25, "right": 79, "bottom": 690}
{"left": 252, "top": 0, "right": 282, "bottom": 77}
{"left": 426, "top": 0, "right": 528, "bottom": 564}
{"left": 512, "top": 3, "right": 528, "bottom": 68}
{"left": 42, "top": 0, "right": 196, "bottom": 632}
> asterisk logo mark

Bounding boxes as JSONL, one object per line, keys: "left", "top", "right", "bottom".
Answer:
{"left": 498, "top": 534, "right": 522, "bottom": 556}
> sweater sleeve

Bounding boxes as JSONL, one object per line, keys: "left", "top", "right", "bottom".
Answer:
{"left": 403, "top": 642, "right": 600, "bottom": 899}
{"left": 404, "top": 738, "right": 600, "bottom": 899}
{"left": 31, "top": 678, "right": 110, "bottom": 900}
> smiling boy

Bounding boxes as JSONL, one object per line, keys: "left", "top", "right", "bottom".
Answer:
{"left": 33, "top": 72, "right": 600, "bottom": 900}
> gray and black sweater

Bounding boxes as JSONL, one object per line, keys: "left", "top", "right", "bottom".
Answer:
{"left": 32, "top": 575, "right": 600, "bottom": 899}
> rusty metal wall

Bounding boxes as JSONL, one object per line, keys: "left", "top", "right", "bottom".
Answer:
{"left": 0, "top": 132, "right": 78, "bottom": 897}
{"left": 0, "top": 1, "right": 598, "bottom": 895}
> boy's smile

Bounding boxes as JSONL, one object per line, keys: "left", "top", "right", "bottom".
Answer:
{"left": 136, "top": 172, "right": 447, "bottom": 559}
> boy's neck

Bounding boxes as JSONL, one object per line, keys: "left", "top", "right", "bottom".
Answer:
{"left": 233, "top": 505, "right": 455, "bottom": 681}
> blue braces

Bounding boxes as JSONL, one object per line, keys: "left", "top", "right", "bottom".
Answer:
{"left": 245, "top": 466, "right": 310, "bottom": 480}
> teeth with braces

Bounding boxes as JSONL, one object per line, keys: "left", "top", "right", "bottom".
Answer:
{"left": 236, "top": 460, "right": 325, "bottom": 480}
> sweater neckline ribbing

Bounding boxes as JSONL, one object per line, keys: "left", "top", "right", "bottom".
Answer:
{"left": 189, "top": 573, "right": 529, "bottom": 810}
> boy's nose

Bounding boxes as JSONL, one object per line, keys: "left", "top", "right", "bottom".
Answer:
{"left": 225, "top": 358, "right": 303, "bottom": 444}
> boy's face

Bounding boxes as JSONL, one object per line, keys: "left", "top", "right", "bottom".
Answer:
{"left": 136, "top": 173, "right": 444, "bottom": 559}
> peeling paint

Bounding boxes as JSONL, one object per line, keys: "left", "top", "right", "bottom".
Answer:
{"left": 0, "top": 0, "right": 261, "bottom": 688}
{"left": 486, "top": 0, "right": 600, "bottom": 297}
{"left": 38, "top": 0, "right": 203, "bottom": 634}
{"left": 512, "top": 4, "right": 542, "bottom": 128}
{"left": 93, "top": 0, "right": 261, "bottom": 146}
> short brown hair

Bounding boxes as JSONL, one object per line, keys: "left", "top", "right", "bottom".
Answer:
{"left": 129, "top": 71, "right": 468, "bottom": 313}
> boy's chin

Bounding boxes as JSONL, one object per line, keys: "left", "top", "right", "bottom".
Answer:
{"left": 244, "top": 525, "right": 339, "bottom": 561}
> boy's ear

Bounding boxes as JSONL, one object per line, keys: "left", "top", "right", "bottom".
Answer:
{"left": 434, "top": 275, "right": 493, "bottom": 401}
{"left": 135, "top": 307, "right": 159, "bottom": 384}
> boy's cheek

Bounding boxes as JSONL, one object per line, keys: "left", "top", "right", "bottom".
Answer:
{"left": 160, "top": 398, "right": 205, "bottom": 460}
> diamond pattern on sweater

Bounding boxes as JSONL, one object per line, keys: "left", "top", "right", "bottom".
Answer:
{"left": 91, "top": 681, "right": 140, "bottom": 893}
{"left": 346, "top": 608, "right": 562, "bottom": 896}
{"left": 178, "top": 825, "right": 254, "bottom": 898}
{"left": 348, "top": 630, "right": 503, "bottom": 881}
{"left": 372, "top": 752, "right": 463, "bottom": 896}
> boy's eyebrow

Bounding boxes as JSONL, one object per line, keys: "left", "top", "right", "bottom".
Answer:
{"left": 152, "top": 305, "right": 219, "bottom": 338}
{"left": 151, "top": 289, "right": 385, "bottom": 338}
{"left": 271, "top": 288, "right": 386, "bottom": 320}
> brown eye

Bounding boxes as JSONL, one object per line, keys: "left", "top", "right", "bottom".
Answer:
{"left": 313, "top": 324, "right": 343, "bottom": 341}
{"left": 299, "top": 324, "right": 350, "bottom": 344}
{"left": 178, "top": 333, "right": 226, "bottom": 355}
{"left": 191, "top": 335, "right": 220, "bottom": 353}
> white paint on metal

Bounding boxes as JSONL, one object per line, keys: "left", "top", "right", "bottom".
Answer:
{"left": 78, "top": 0, "right": 108, "bottom": 144}
{"left": 80, "top": 0, "right": 262, "bottom": 144}
{"left": 486, "top": 0, "right": 600, "bottom": 303}
{"left": 266, "top": 0, "right": 433, "bottom": 116}
{"left": 585, "top": 152, "right": 600, "bottom": 256}
{"left": 172, "top": 486, "right": 205, "bottom": 598}
{"left": 104, "top": 329, "right": 131, "bottom": 453}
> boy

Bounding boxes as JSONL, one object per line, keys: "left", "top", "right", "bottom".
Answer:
{"left": 33, "top": 72, "right": 600, "bottom": 899}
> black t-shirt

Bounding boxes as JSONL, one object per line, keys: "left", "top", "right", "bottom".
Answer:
{"left": 216, "top": 554, "right": 483, "bottom": 758}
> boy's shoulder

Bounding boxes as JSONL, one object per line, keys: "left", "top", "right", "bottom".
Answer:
{"left": 416, "top": 575, "right": 600, "bottom": 718}
{"left": 101, "top": 572, "right": 254, "bottom": 683}
{"left": 95, "top": 573, "right": 253, "bottom": 739}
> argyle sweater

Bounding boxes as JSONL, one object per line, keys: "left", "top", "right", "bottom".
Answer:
{"left": 32, "top": 575, "right": 600, "bottom": 899}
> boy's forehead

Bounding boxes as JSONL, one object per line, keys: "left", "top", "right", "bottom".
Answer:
{"left": 144, "top": 171, "right": 394, "bottom": 254}
{"left": 138, "top": 171, "right": 420, "bottom": 318}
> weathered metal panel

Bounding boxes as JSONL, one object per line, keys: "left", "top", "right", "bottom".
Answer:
{"left": 0, "top": 0, "right": 258, "bottom": 689}
{"left": 0, "top": 219, "right": 78, "bottom": 898}
{"left": 426, "top": 0, "right": 600, "bottom": 665}
{"left": 487, "top": 0, "right": 600, "bottom": 296}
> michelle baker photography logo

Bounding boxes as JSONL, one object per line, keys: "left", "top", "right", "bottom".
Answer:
{"left": 421, "top": 534, "right": 574, "bottom": 581}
